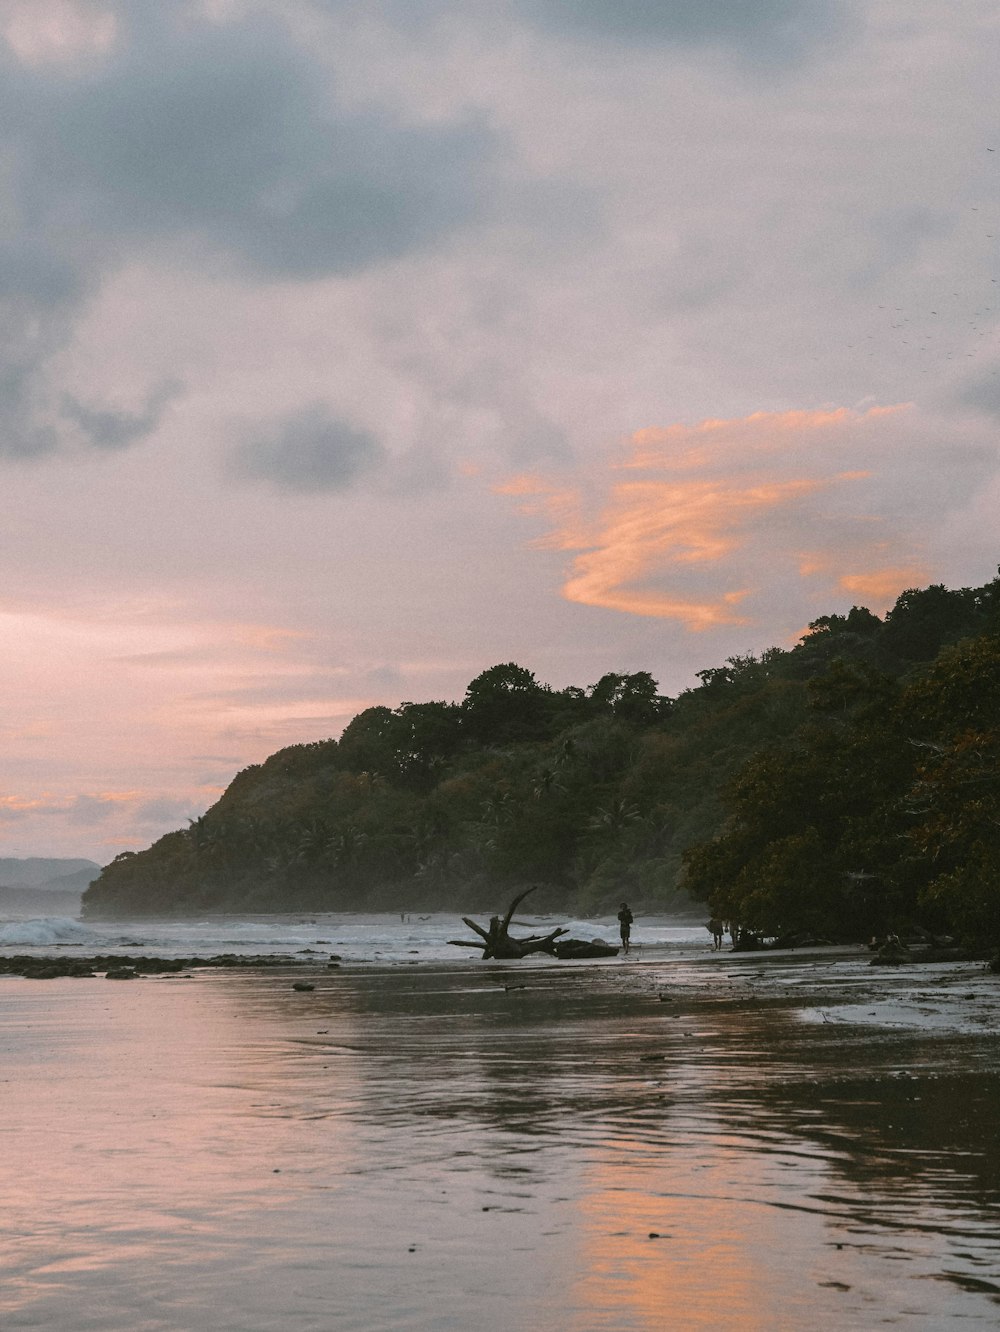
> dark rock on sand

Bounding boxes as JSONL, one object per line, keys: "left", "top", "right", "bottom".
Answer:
{"left": 14, "top": 959, "right": 98, "bottom": 979}
{"left": 0, "top": 953, "right": 303, "bottom": 979}
{"left": 552, "top": 938, "right": 619, "bottom": 959}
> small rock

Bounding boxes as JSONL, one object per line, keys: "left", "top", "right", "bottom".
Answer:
{"left": 292, "top": 982, "right": 315, "bottom": 992}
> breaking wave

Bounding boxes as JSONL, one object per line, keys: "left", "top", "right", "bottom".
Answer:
{"left": 0, "top": 917, "right": 96, "bottom": 947}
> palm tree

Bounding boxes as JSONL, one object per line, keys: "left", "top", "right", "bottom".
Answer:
{"left": 587, "top": 799, "right": 642, "bottom": 839}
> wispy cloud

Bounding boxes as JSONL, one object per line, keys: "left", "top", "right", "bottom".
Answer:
{"left": 0, "top": 790, "right": 137, "bottom": 823}
{"left": 499, "top": 405, "right": 930, "bottom": 629}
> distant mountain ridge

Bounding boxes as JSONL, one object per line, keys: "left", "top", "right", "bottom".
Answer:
{"left": 0, "top": 858, "right": 101, "bottom": 891}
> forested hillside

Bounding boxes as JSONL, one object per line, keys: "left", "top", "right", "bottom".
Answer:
{"left": 83, "top": 572, "right": 1000, "bottom": 942}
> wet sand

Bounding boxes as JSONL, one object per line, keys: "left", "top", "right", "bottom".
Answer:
{"left": 2, "top": 952, "right": 998, "bottom": 1330}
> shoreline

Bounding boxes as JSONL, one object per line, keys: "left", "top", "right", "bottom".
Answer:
{"left": 3, "top": 942, "right": 997, "bottom": 1038}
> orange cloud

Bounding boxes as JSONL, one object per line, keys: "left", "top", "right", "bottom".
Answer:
{"left": 498, "top": 405, "right": 922, "bottom": 628}
{"left": 0, "top": 795, "right": 57, "bottom": 814}
{"left": 493, "top": 472, "right": 589, "bottom": 549}
{"left": 492, "top": 474, "right": 548, "bottom": 497}
{"left": 797, "top": 544, "right": 929, "bottom": 611}
{"left": 0, "top": 790, "right": 140, "bottom": 816}
{"left": 626, "top": 407, "right": 859, "bottom": 471}
{"left": 839, "top": 567, "right": 927, "bottom": 602}
{"left": 232, "top": 625, "right": 310, "bottom": 653}
{"left": 561, "top": 477, "right": 831, "bottom": 628}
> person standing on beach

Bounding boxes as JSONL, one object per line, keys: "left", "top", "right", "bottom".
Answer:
{"left": 617, "top": 902, "right": 634, "bottom": 955}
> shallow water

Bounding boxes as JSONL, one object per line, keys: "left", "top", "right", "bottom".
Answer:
{"left": 2, "top": 955, "right": 998, "bottom": 1330}
{"left": 0, "top": 909, "right": 702, "bottom": 964}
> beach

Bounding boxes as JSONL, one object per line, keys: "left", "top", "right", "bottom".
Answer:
{"left": 1, "top": 917, "right": 999, "bottom": 1330}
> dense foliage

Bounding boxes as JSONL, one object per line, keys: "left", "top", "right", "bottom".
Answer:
{"left": 83, "top": 573, "right": 1000, "bottom": 943}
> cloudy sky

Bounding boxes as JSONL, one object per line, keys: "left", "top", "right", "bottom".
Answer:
{"left": 2, "top": 0, "right": 998, "bottom": 862}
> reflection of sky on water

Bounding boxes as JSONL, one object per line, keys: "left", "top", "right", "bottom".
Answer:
{"left": 1, "top": 978, "right": 366, "bottom": 1330}
{"left": 316, "top": 967, "right": 1000, "bottom": 1328}
{"left": 2, "top": 964, "right": 998, "bottom": 1330}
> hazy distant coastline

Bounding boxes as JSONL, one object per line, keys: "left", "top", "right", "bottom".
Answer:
{"left": 0, "top": 887, "right": 89, "bottom": 919}
{"left": 0, "top": 859, "right": 101, "bottom": 919}
{"left": 0, "top": 858, "right": 101, "bottom": 891}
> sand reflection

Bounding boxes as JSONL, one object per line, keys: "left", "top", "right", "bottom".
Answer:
{"left": 3, "top": 962, "right": 999, "bottom": 1330}
{"left": 570, "top": 1127, "right": 834, "bottom": 1331}
{"left": 0, "top": 974, "right": 364, "bottom": 1330}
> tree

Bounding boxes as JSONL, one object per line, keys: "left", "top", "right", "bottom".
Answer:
{"left": 337, "top": 706, "right": 397, "bottom": 774}
{"left": 880, "top": 583, "right": 977, "bottom": 663}
{"left": 392, "top": 700, "right": 462, "bottom": 786}
{"left": 589, "top": 671, "right": 671, "bottom": 726}
{"left": 682, "top": 663, "right": 914, "bottom": 939}
{"left": 803, "top": 605, "right": 882, "bottom": 641}
{"left": 461, "top": 663, "right": 553, "bottom": 744}
{"left": 902, "top": 635, "right": 1000, "bottom": 944}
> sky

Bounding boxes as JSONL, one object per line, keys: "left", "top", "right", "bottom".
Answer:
{"left": 1, "top": 0, "right": 998, "bottom": 863}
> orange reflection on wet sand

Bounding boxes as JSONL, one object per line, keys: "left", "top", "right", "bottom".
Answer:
{"left": 569, "top": 1128, "right": 834, "bottom": 1331}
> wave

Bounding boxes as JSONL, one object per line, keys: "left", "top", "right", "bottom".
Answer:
{"left": 0, "top": 916, "right": 96, "bottom": 947}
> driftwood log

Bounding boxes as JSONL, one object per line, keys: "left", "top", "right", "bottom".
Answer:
{"left": 448, "top": 888, "right": 620, "bottom": 960}
{"left": 448, "top": 887, "right": 569, "bottom": 959}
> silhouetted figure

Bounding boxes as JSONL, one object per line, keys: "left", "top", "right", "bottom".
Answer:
{"left": 617, "top": 902, "right": 634, "bottom": 955}
{"left": 708, "top": 918, "right": 724, "bottom": 950}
